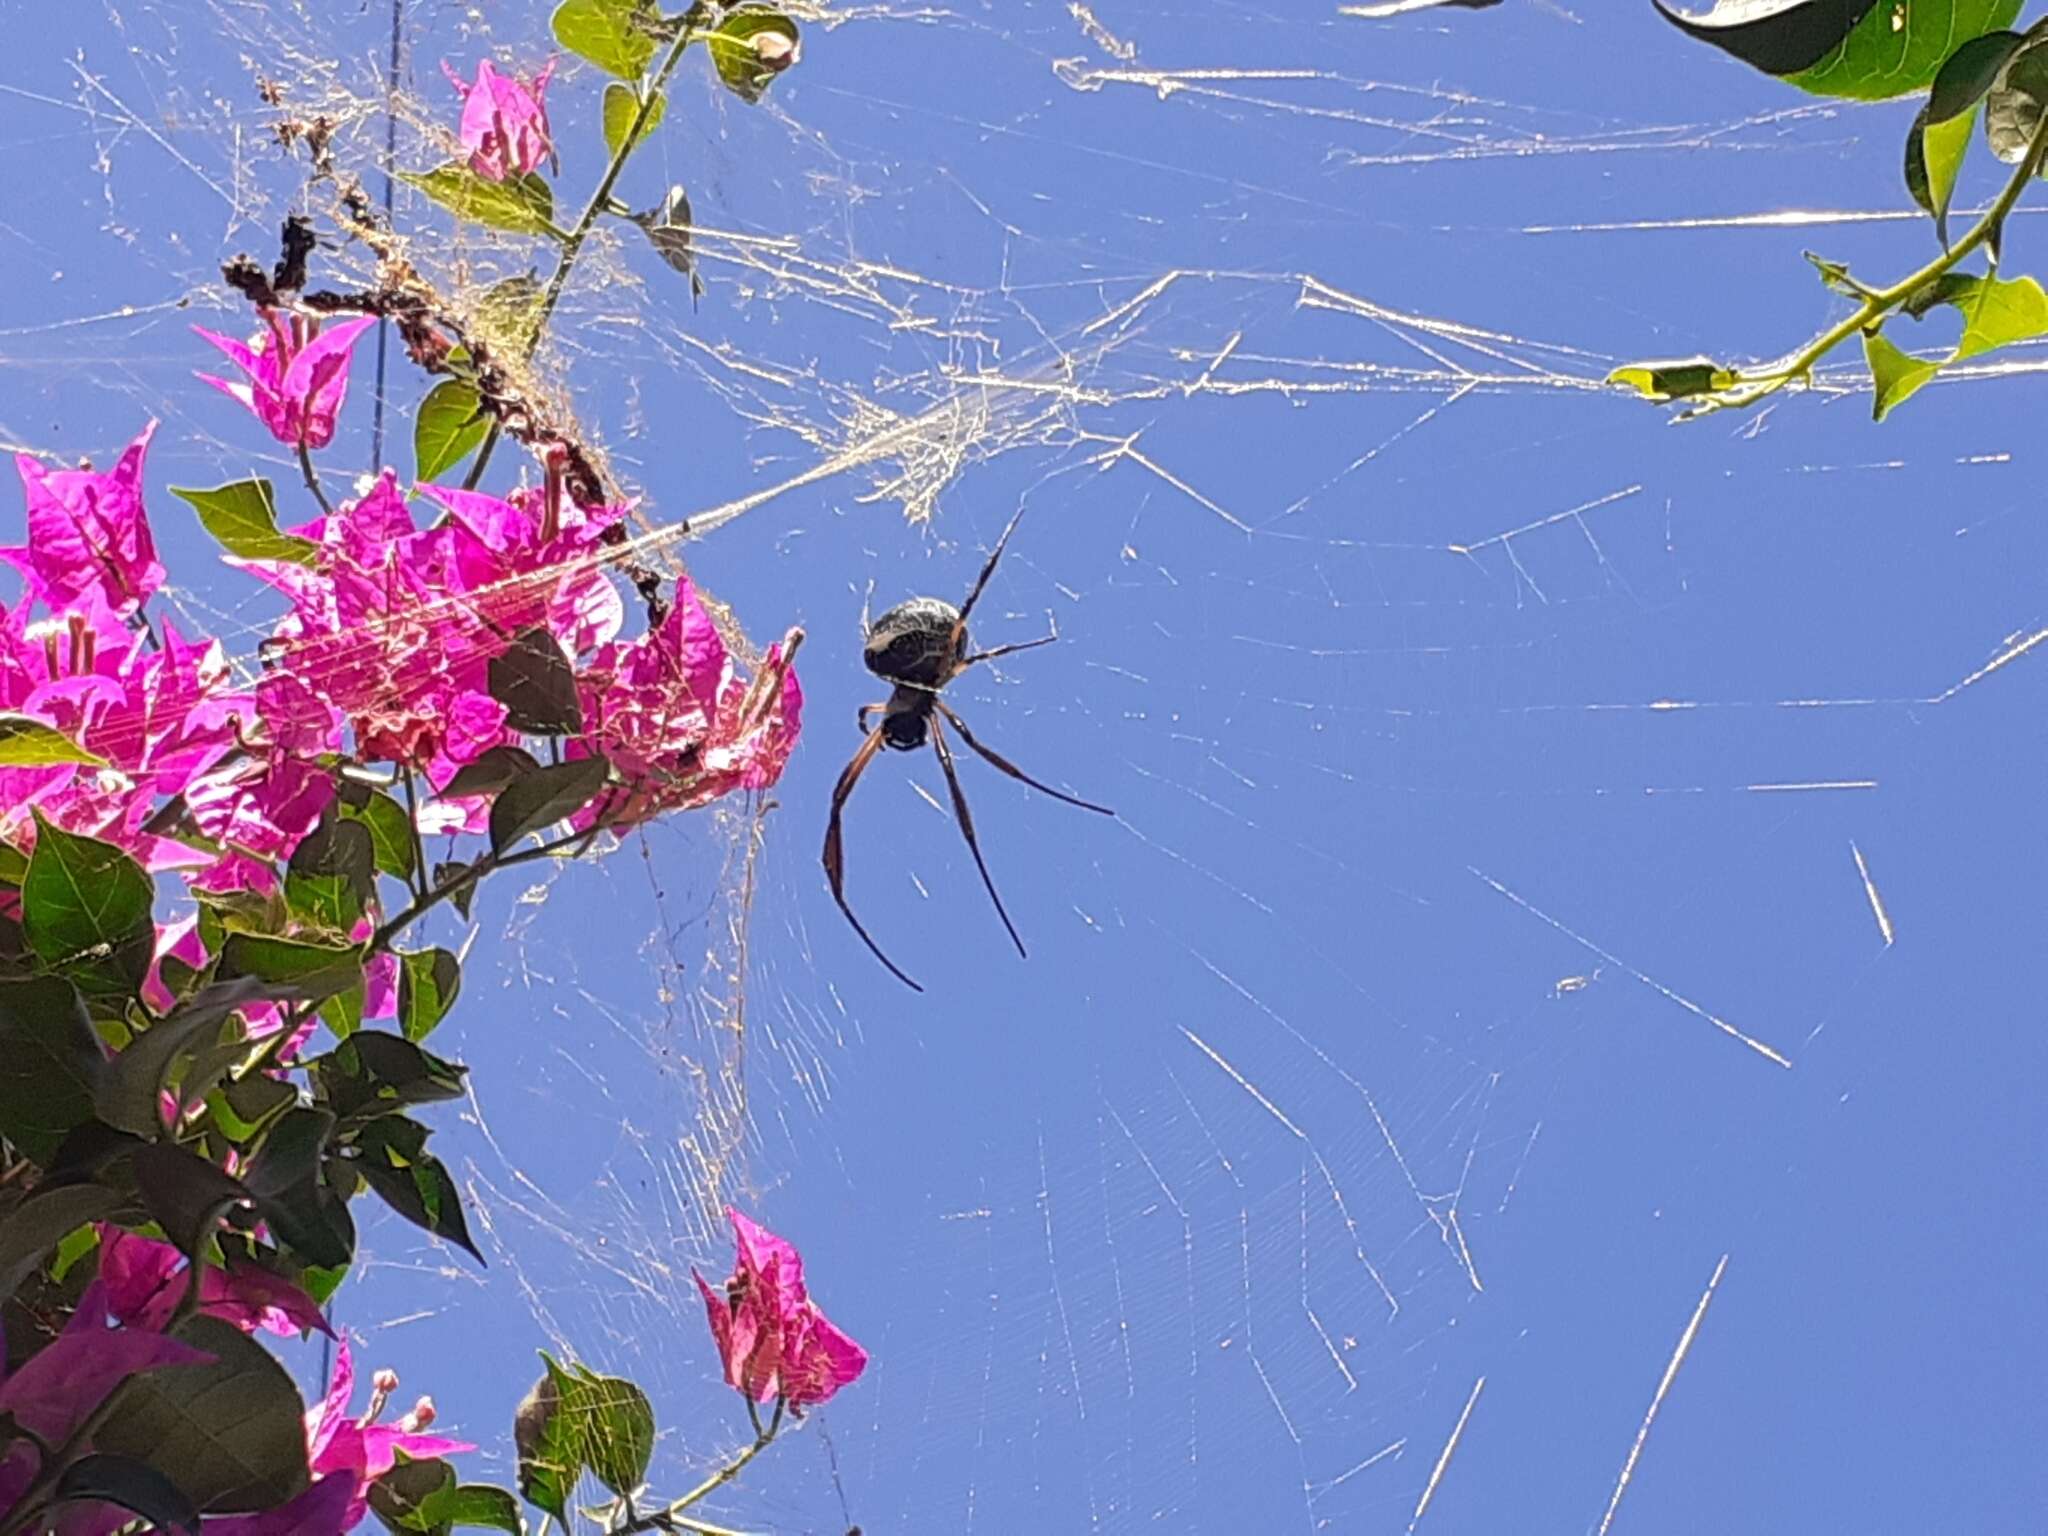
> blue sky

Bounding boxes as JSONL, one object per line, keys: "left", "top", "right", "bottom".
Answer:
{"left": 4, "top": 1, "right": 2045, "bottom": 1531}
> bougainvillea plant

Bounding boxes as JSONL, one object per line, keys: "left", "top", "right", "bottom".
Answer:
{"left": 1612, "top": 0, "right": 2048, "bottom": 419}
{"left": 0, "top": 4, "right": 859, "bottom": 1534}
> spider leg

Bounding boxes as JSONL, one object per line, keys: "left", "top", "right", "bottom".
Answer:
{"left": 930, "top": 713, "right": 1027, "bottom": 960}
{"left": 938, "top": 702, "right": 1115, "bottom": 817}
{"left": 822, "top": 727, "right": 924, "bottom": 992}
{"left": 950, "top": 505, "right": 1028, "bottom": 651}
{"left": 856, "top": 700, "right": 888, "bottom": 734}
{"left": 959, "top": 632, "right": 1057, "bottom": 670}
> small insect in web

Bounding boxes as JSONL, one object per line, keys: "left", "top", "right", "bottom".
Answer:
{"left": 823, "top": 508, "right": 1114, "bottom": 991}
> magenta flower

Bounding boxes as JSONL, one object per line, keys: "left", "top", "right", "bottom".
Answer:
{"left": 3, "top": 422, "right": 163, "bottom": 616}
{"left": 94, "top": 1225, "right": 331, "bottom": 1339}
{"left": 194, "top": 311, "right": 376, "bottom": 450}
{"left": 441, "top": 58, "right": 557, "bottom": 182}
{"left": 692, "top": 1207, "right": 866, "bottom": 1412}
{"left": 304, "top": 1337, "right": 472, "bottom": 1530}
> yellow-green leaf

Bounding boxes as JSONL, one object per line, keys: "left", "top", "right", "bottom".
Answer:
{"left": 0, "top": 716, "right": 106, "bottom": 769}
{"left": 1953, "top": 271, "right": 2048, "bottom": 358}
{"left": 1862, "top": 328, "right": 1939, "bottom": 419}
{"left": 414, "top": 379, "right": 492, "bottom": 483}
{"left": 602, "top": 81, "right": 667, "bottom": 158}
{"left": 401, "top": 163, "right": 560, "bottom": 238}
{"left": 1605, "top": 358, "right": 1736, "bottom": 402}
{"left": 552, "top": 0, "right": 661, "bottom": 80}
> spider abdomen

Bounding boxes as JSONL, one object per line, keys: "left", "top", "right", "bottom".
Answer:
{"left": 864, "top": 597, "right": 963, "bottom": 689}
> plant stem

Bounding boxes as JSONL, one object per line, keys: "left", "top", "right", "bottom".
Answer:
{"left": 298, "top": 437, "right": 334, "bottom": 514}
{"left": 399, "top": 766, "right": 430, "bottom": 901}
{"left": 368, "top": 822, "right": 602, "bottom": 949}
{"left": 1719, "top": 113, "right": 2048, "bottom": 412}
{"left": 614, "top": 1400, "right": 786, "bottom": 1535}
{"left": 463, "top": 26, "right": 702, "bottom": 491}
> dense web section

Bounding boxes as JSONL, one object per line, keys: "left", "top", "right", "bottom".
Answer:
{"left": 5, "top": 0, "right": 2042, "bottom": 1530}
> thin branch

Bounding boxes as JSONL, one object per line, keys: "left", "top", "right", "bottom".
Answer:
{"left": 298, "top": 437, "right": 334, "bottom": 514}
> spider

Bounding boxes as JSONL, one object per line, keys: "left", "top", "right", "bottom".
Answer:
{"left": 823, "top": 508, "right": 1113, "bottom": 991}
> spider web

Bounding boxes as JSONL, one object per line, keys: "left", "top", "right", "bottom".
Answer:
{"left": 2, "top": 1, "right": 2041, "bottom": 1531}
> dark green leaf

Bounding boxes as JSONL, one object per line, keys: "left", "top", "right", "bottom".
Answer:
{"left": 132, "top": 1140, "right": 252, "bottom": 1256}
{"left": 352, "top": 1116, "right": 482, "bottom": 1263}
{"left": 1605, "top": 358, "right": 1736, "bottom": 402}
{"left": 513, "top": 1355, "right": 584, "bottom": 1523}
{"left": 0, "top": 715, "right": 106, "bottom": 769}
{"left": 1900, "top": 268, "right": 1982, "bottom": 316}
{"left": 415, "top": 380, "right": 494, "bottom": 484}
{"left": 401, "top": 163, "right": 560, "bottom": 238}
{"left": 443, "top": 1484, "right": 523, "bottom": 1532}
{"left": 602, "top": 81, "right": 667, "bottom": 158}
{"left": 290, "top": 813, "right": 377, "bottom": 910}
{"left": 97, "top": 1314, "right": 312, "bottom": 1513}
{"left": 244, "top": 1107, "right": 335, "bottom": 1200}
{"left": 396, "top": 949, "right": 462, "bottom": 1043}
{"left": 433, "top": 861, "right": 481, "bottom": 924}
{"left": 217, "top": 933, "right": 364, "bottom": 1004}
{"left": 53, "top": 1453, "right": 201, "bottom": 1536}
{"left": 552, "top": 0, "right": 660, "bottom": 79}
{"left": 370, "top": 1455, "right": 458, "bottom": 1533}
{"left": 489, "top": 628, "right": 584, "bottom": 735}
{"left": 577, "top": 1372, "right": 655, "bottom": 1496}
{"left": 246, "top": 1108, "right": 354, "bottom": 1270}
{"left": 1906, "top": 104, "right": 1977, "bottom": 245}
{"left": 0, "top": 975, "right": 104, "bottom": 1163}
{"left": 285, "top": 872, "right": 364, "bottom": 939}
{"left": 211, "top": 1070, "right": 296, "bottom": 1142}
{"left": 1929, "top": 28, "right": 2026, "bottom": 118}
{"left": 442, "top": 746, "right": 543, "bottom": 801}
{"left": 0, "top": 1181, "right": 120, "bottom": 1303}
{"left": 1804, "top": 250, "right": 1874, "bottom": 297}
{"left": 708, "top": 6, "right": 802, "bottom": 103}
{"left": 170, "top": 480, "right": 321, "bottom": 567}
{"left": 341, "top": 788, "right": 419, "bottom": 884}
{"left": 629, "top": 185, "right": 705, "bottom": 303}
{"left": 22, "top": 813, "right": 155, "bottom": 996}
{"left": 97, "top": 976, "right": 293, "bottom": 1138}
{"left": 312, "top": 1032, "right": 467, "bottom": 1120}
{"left": 1986, "top": 29, "right": 2048, "bottom": 170}
{"left": 489, "top": 756, "right": 609, "bottom": 854}
{"left": 1862, "top": 326, "right": 1940, "bottom": 418}
{"left": 1659, "top": 0, "right": 2022, "bottom": 99}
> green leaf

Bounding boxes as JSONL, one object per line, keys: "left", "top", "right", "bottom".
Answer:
{"left": 489, "top": 756, "right": 610, "bottom": 854}
{"left": 290, "top": 811, "right": 378, "bottom": 908}
{"left": 489, "top": 628, "right": 584, "bottom": 736}
{"left": 22, "top": 814, "right": 155, "bottom": 996}
{"left": 312, "top": 1032, "right": 467, "bottom": 1121}
{"left": 217, "top": 932, "right": 364, "bottom": 1004}
{"left": 1862, "top": 327, "right": 1940, "bottom": 418}
{"left": 351, "top": 1115, "right": 483, "bottom": 1263}
{"left": 577, "top": 1372, "right": 655, "bottom": 1497}
{"left": 443, "top": 1484, "right": 523, "bottom": 1533}
{"left": 442, "top": 746, "right": 543, "bottom": 801}
{"left": 1605, "top": 358, "right": 1736, "bottom": 402}
{"left": 0, "top": 1181, "right": 120, "bottom": 1304}
{"left": 432, "top": 861, "right": 482, "bottom": 924}
{"left": 1905, "top": 104, "right": 1978, "bottom": 246}
{"left": 53, "top": 1453, "right": 202, "bottom": 1536}
{"left": 171, "top": 480, "right": 321, "bottom": 567}
{"left": 97, "top": 1314, "right": 312, "bottom": 1513}
{"left": 513, "top": 1355, "right": 585, "bottom": 1523}
{"left": 98, "top": 976, "right": 307, "bottom": 1138}
{"left": 370, "top": 1455, "right": 458, "bottom": 1533}
{"left": 415, "top": 379, "right": 494, "bottom": 484}
{"left": 1658, "top": 0, "right": 2023, "bottom": 99}
{"left": 285, "top": 872, "right": 363, "bottom": 939}
{"left": 402, "top": 163, "right": 560, "bottom": 238}
{"left": 0, "top": 715, "right": 106, "bottom": 769}
{"left": 0, "top": 975, "right": 104, "bottom": 1163}
{"left": 552, "top": 0, "right": 661, "bottom": 79}
{"left": 603, "top": 81, "right": 667, "bottom": 159}
{"left": 341, "top": 788, "right": 418, "bottom": 883}
{"left": 397, "top": 948, "right": 462, "bottom": 1043}
{"left": 1952, "top": 270, "right": 2048, "bottom": 356}
{"left": 473, "top": 274, "right": 547, "bottom": 355}
{"left": 628, "top": 185, "right": 705, "bottom": 302}
{"left": 245, "top": 1107, "right": 355, "bottom": 1270}
{"left": 1985, "top": 29, "right": 2048, "bottom": 170}
{"left": 1928, "top": 27, "right": 2026, "bottom": 119}
{"left": 211, "top": 1070, "right": 296, "bottom": 1143}
{"left": 708, "top": 6, "right": 802, "bottom": 103}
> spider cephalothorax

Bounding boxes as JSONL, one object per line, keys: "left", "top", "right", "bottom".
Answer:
{"left": 823, "top": 508, "right": 1113, "bottom": 991}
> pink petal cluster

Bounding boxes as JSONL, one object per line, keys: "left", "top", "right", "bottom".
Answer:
{"left": 195, "top": 310, "right": 376, "bottom": 450}
{"left": 301, "top": 1336, "right": 472, "bottom": 1531}
{"left": 441, "top": 58, "right": 557, "bottom": 181}
{"left": 95, "top": 1224, "right": 332, "bottom": 1339}
{"left": 2, "top": 423, "right": 163, "bottom": 615}
{"left": 692, "top": 1207, "right": 867, "bottom": 1411}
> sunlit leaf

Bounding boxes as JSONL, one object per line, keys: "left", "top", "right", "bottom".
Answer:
{"left": 1951, "top": 270, "right": 2048, "bottom": 356}
{"left": 401, "top": 163, "right": 561, "bottom": 238}
{"left": 396, "top": 948, "right": 462, "bottom": 1043}
{"left": 552, "top": 0, "right": 662, "bottom": 80}
{"left": 1862, "top": 326, "right": 1940, "bottom": 418}
{"left": 0, "top": 715, "right": 106, "bottom": 769}
{"left": 171, "top": 480, "right": 321, "bottom": 567}
{"left": 23, "top": 813, "right": 155, "bottom": 997}
{"left": 1905, "top": 104, "right": 1978, "bottom": 245}
{"left": 217, "top": 932, "right": 364, "bottom": 1004}
{"left": 577, "top": 1371, "right": 656, "bottom": 1496}
{"left": 708, "top": 6, "right": 802, "bottom": 103}
{"left": 415, "top": 379, "right": 494, "bottom": 483}
{"left": 602, "top": 80, "right": 667, "bottom": 158}
{"left": 340, "top": 788, "right": 418, "bottom": 884}
{"left": 514, "top": 1354, "right": 585, "bottom": 1523}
